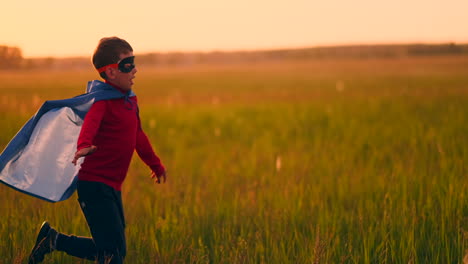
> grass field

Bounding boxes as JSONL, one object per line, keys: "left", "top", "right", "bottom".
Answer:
{"left": 0, "top": 56, "right": 467, "bottom": 263}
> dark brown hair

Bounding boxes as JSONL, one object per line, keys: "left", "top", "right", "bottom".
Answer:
{"left": 92, "top": 37, "right": 133, "bottom": 78}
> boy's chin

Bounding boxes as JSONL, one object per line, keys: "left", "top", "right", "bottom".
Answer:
{"left": 123, "top": 84, "right": 133, "bottom": 91}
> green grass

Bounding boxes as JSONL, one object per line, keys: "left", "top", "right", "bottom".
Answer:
{"left": 0, "top": 56, "right": 467, "bottom": 263}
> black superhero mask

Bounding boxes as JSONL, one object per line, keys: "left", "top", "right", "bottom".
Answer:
{"left": 117, "top": 56, "right": 135, "bottom": 73}
{"left": 97, "top": 56, "right": 135, "bottom": 73}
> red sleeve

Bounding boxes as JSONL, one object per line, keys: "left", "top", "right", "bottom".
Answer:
{"left": 135, "top": 118, "right": 165, "bottom": 174}
{"left": 77, "top": 100, "right": 106, "bottom": 151}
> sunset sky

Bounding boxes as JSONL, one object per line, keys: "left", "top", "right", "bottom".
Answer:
{"left": 2, "top": 0, "right": 467, "bottom": 58}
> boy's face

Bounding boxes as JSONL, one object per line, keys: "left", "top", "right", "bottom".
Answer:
{"left": 107, "top": 51, "right": 136, "bottom": 91}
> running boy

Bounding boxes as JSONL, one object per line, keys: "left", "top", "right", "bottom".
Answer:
{"left": 28, "top": 37, "right": 166, "bottom": 264}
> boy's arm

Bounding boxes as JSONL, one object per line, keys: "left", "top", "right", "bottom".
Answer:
{"left": 136, "top": 118, "right": 166, "bottom": 183}
{"left": 72, "top": 101, "right": 106, "bottom": 165}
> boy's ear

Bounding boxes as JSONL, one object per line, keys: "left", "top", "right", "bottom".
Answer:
{"left": 105, "top": 67, "right": 117, "bottom": 80}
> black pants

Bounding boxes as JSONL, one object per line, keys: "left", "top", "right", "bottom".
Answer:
{"left": 56, "top": 181, "right": 126, "bottom": 264}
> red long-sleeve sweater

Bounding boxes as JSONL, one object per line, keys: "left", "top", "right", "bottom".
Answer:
{"left": 76, "top": 85, "right": 164, "bottom": 191}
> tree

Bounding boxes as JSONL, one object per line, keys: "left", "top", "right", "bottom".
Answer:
{"left": 0, "top": 45, "right": 23, "bottom": 69}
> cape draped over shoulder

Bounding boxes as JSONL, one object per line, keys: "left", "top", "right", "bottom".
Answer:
{"left": 0, "top": 80, "right": 135, "bottom": 202}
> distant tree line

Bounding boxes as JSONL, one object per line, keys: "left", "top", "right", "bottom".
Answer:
{"left": 2, "top": 43, "right": 468, "bottom": 70}
{"left": 126, "top": 43, "right": 468, "bottom": 66}
{"left": 0, "top": 45, "right": 23, "bottom": 69}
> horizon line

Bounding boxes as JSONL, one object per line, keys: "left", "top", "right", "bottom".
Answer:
{"left": 20, "top": 41, "right": 468, "bottom": 59}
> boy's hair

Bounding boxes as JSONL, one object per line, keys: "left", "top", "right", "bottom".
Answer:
{"left": 92, "top": 37, "right": 133, "bottom": 79}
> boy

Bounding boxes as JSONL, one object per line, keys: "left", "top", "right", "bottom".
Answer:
{"left": 28, "top": 37, "right": 166, "bottom": 264}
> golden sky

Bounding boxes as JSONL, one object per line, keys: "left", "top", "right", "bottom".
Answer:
{"left": 2, "top": 0, "right": 467, "bottom": 57}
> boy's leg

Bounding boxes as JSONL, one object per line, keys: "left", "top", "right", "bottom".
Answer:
{"left": 77, "top": 181, "right": 126, "bottom": 264}
{"left": 55, "top": 233, "right": 97, "bottom": 260}
{"left": 29, "top": 181, "right": 126, "bottom": 264}
{"left": 29, "top": 223, "right": 96, "bottom": 263}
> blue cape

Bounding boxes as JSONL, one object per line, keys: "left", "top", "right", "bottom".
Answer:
{"left": 0, "top": 80, "right": 135, "bottom": 202}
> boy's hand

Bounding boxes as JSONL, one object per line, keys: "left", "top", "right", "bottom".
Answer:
{"left": 151, "top": 167, "right": 167, "bottom": 184}
{"left": 72, "top": 145, "right": 97, "bottom": 165}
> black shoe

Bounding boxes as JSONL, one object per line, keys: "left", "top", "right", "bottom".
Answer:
{"left": 32, "top": 222, "right": 50, "bottom": 249}
{"left": 28, "top": 222, "right": 58, "bottom": 264}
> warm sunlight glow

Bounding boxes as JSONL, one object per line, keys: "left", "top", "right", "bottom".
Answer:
{"left": 2, "top": 0, "right": 467, "bottom": 57}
